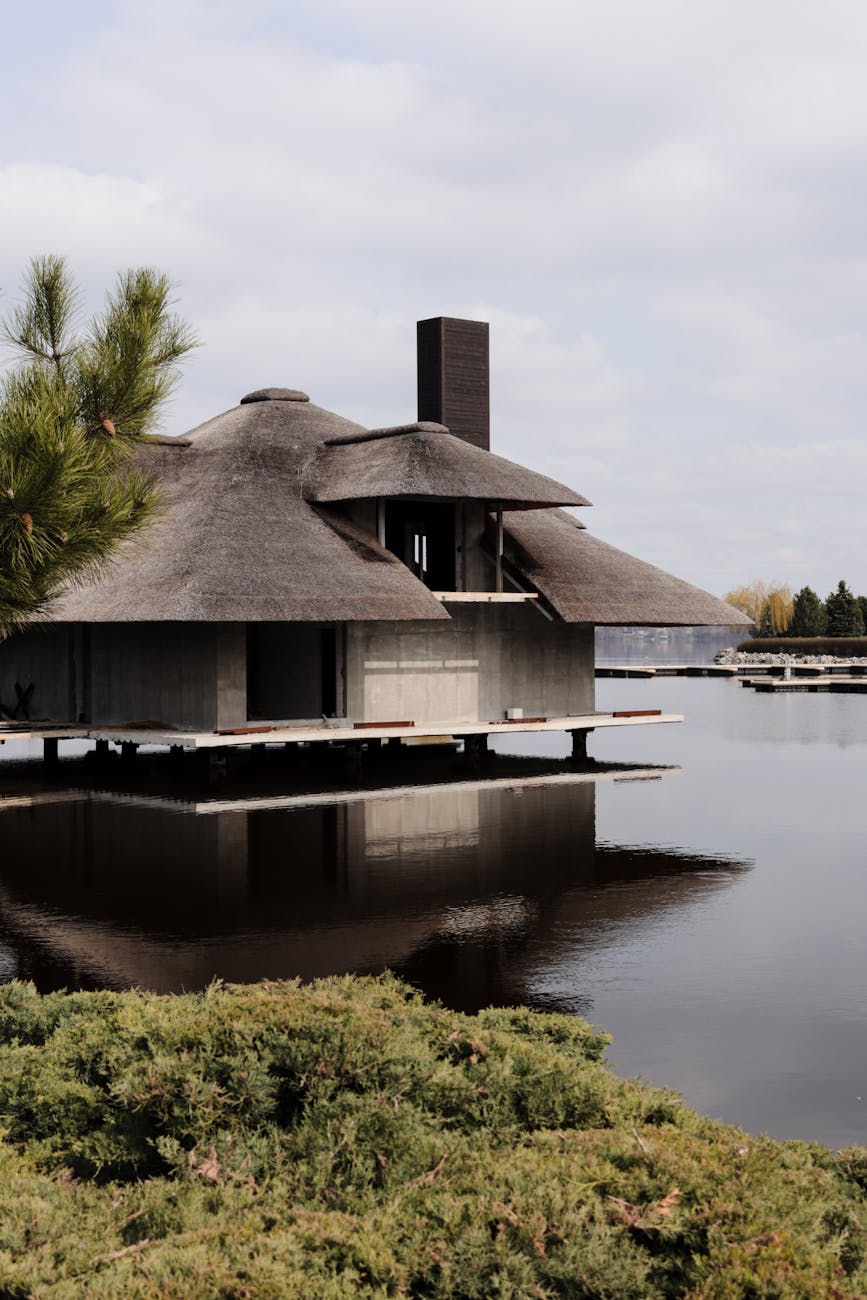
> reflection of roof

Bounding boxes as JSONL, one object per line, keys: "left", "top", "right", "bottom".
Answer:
{"left": 307, "top": 423, "right": 588, "bottom": 509}
{"left": 503, "top": 509, "right": 751, "bottom": 626}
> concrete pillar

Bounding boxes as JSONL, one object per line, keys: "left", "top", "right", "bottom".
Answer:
{"left": 462, "top": 733, "right": 488, "bottom": 766}
{"left": 346, "top": 742, "right": 362, "bottom": 781}
{"left": 43, "top": 736, "right": 59, "bottom": 768}
{"left": 570, "top": 729, "right": 589, "bottom": 763}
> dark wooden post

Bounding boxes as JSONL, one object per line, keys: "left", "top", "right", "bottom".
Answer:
{"left": 43, "top": 736, "right": 59, "bottom": 768}
{"left": 570, "top": 729, "right": 588, "bottom": 763}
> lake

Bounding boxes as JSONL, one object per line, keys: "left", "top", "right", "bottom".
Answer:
{"left": 1, "top": 666, "right": 865, "bottom": 1149}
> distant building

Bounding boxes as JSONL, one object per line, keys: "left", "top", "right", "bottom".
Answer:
{"left": 0, "top": 318, "right": 746, "bottom": 741}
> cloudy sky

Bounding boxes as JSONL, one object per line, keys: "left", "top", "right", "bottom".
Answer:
{"left": 3, "top": 0, "right": 867, "bottom": 597}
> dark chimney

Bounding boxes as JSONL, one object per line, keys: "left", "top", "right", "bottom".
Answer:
{"left": 417, "top": 317, "right": 490, "bottom": 451}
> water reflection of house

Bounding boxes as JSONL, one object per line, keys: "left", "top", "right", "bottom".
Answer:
{"left": 0, "top": 772, "right": 748, "bottom": 1004}
{"left": 0, "top": 318, "right": 746, "bottom": 751}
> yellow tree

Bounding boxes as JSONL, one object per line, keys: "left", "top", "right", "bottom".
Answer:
{"left": 724, "top": 580, "right": 793, "bottom": 634}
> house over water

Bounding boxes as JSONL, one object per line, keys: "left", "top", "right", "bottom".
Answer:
{"left": 0, "top": 318, "right": 747, "bottom": 753}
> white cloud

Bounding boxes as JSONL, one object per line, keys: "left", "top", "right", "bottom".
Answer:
{"left": 3, "top": 0, "right": 867, "bottom": 594}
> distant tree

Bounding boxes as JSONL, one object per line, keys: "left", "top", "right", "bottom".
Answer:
{"left": 824, "top": 580, "right": 864, "bottom": 637}
{"left": 788, "top": 586, "right": 827, "bottom": 638}
{"left": 725, "top": 580, "right": 793, "bottom": 635}
{"left": 0, "top": 255, "right": 197, "bottom": 638}
{"left": 858, "top": 595, "right": 867, "bottom": 633}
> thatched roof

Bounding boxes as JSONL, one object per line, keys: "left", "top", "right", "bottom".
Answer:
{"left": 46, "top": 386, "right": 744, "bottom": 629}
{"left": 503, "top": 510, "right": 750, "bottom": 627}
{"left": 305, "top": 423, "right": 588, "bottom": 509}
{"left": 51, "top": 396, "right": 448, "bottom": 623}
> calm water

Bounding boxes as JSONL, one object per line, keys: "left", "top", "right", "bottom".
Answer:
{"left": 1, "top": 674, "right": 866, "bottom": 1148}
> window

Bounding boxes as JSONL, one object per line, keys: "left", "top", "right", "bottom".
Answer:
{"left": 384, "top": 501, "right": 456, "bottom": 590}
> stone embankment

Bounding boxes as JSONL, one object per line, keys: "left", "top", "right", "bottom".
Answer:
{"left": 715, "top": 648, "right": 867, "bottom": 667}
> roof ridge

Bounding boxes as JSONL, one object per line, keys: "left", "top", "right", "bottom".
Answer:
{"left": 325, "top": 422, "right": 448, "bottom": 447}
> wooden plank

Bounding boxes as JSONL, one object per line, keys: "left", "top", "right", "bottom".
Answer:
{"left": 353, "top": 720, "right": 415, "bottom": 729}
{"left": 613, "top": 709, "right": 662, "bottom": 718}
{"left": 488, "top": 716, "right": 547, "bottom": 725}
{"left": 216, "top": 725, "right": 274, "bottom": 735}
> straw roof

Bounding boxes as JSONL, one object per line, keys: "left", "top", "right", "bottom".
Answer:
{"left": 51, "top": 395, "right": 448, "bottom": 623}
{"left": 306, "top": 423, "right": 588, "bottom": 509}
{"left": 503, "top": 509, "right": 750, "bottom": 627}
{"left": 47, "top": 387, "right": 745, "bottom": 629}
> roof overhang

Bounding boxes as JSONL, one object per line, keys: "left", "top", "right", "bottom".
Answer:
{"left": 305, "top": 425, "right": 590, "bottom": 510}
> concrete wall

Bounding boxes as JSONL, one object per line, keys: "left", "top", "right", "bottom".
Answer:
{"left": 0, "top": 625, "right": 77, "bottom": 721}
{"left": 0, "top": 622, "right": 248, "bottom": 730}
{"left": 1, "top": 608, "right": 592, "bottom": 731}
{"left": 345, "top": 605, "right": 594, "bottom": 725}
{"left": 88, "top": 623, "right": 245, "bottom": 731}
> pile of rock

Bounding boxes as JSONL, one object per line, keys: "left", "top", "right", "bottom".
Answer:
{"left": 714, "top": 648, "right": 867, "bottom": 666}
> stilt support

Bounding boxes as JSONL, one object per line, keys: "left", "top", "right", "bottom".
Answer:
{"left": 461, "top": 734, "right": 488, "bottom": 767}
{"left": 43, "top": 736, "right": 59, "bottom": 768}
{"left": 121, "top": 741, "right": 138, "bottom": 765}
{"left": 94, "top": 739, "right": 110, "bottom": 763}
{"left": 570, "top": 729, "right": 589, "bottom": 763}
{"left": 347, "top": 742, "right": 362, "bottom": 781}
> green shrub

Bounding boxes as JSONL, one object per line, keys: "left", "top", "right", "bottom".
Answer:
{"left": 0, "top": 975, "right": 863, "bottom": 1296}
{"left": 739, "top": 636, "right": 867, "bottom": 655}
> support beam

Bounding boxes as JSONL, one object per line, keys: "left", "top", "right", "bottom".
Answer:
{"left": 495, "top": 507, "right": 504, "bottom": 593}
{"left": 570, "top": 729, "right": 590, "bottom": 763}
{"left": 461, "top": 733, "right": 489, "bottom": 766}
{"left": 346, "top": 742, "right": 362, "bottom": 782}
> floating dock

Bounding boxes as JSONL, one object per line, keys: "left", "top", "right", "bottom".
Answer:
{"left": 742, "top": 676, "right": 867, "bottom": 694}
{"left": 596, "top": 663, "right": 867, "bottom": 682}
{"left": 596, "top": 664, "right": 740, "bottom": 678}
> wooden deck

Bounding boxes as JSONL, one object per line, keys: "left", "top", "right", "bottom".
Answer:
{"left": 742, "top": 676, "right": 867, "bottom": 693}
{"left": 0, "top": 709, "right": 683, "bottom": 758}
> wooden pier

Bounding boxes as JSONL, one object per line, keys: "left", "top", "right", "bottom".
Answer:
{"left": 597, "top": 663, "right": 867, "bottom": 681}
{"left": 0, "top": 709, "right": 683, "bottom": 767}
{"left": 596, "top": 664, "right": 739, "bottom": 679}
{"left": 742, "top": 675, "right": 867, "bottom": 694}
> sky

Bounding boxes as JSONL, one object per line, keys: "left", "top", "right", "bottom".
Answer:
{"left": 2, "top": 0, "right": 867, "bottom": 598}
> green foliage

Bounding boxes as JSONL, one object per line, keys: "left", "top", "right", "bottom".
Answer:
{"left": 825, "top": 580, "right": 864, "bottom": 638}
{"left": 0, "top": 976, "right": 863, "bottom": 1296}
{"left": 724, "top": 580, "right": 793, "bottom": 635}
{"left": 739, "top": 636, "right": 867, "bottom": 654}
{"left": 0, "top": 255, "right": 197, "bottom": 638}
{"left": 789, "top": 586, "right": 827, "bottom": 638}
